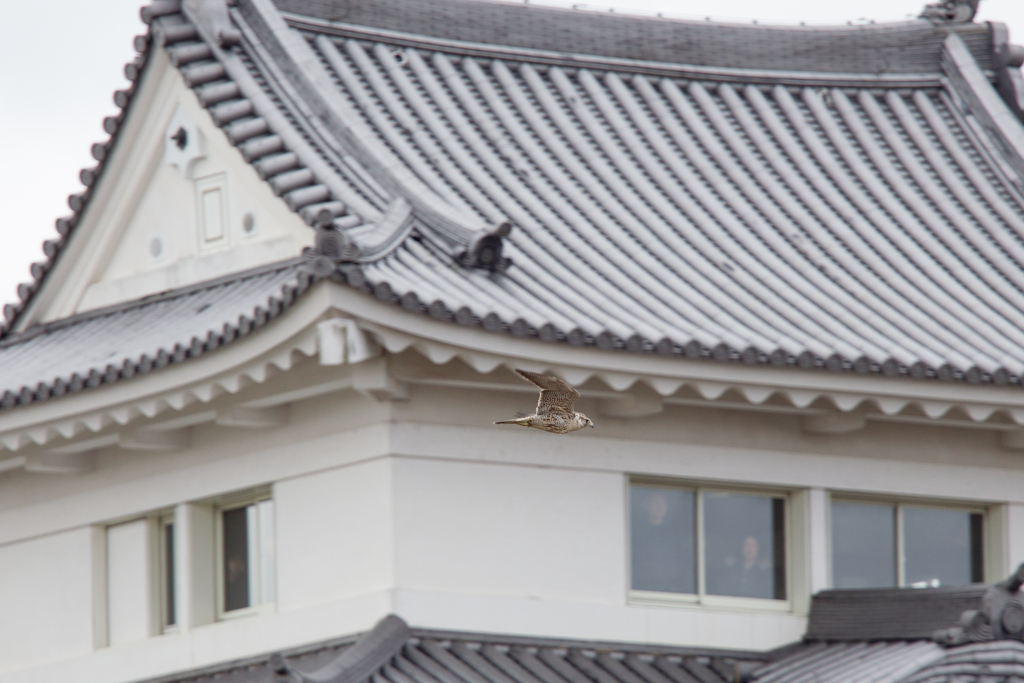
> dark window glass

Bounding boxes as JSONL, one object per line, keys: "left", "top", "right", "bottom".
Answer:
{"left": 164, "top": 522, "right": 176, "bottom": 626}
{"left": 904, "top": 507, "right": 978, "bottom": 588}
{"left": 971, "top": 513, "right": 984, "bottom": 584}
{"left": 630, "top": 486, "right": 695, "bottom": 594}
{"left": 704, "top": 492, "right": 785, "bottom": 600}
{"left": 831, "top": 501, "right": 896, "bottom": 589}
{"left": 223, "top": 507, "right": 250, "bottom": 612}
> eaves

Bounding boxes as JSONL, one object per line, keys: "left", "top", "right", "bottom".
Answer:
{"left": 8, "top": 279, "right": 1024, "bottom": 463}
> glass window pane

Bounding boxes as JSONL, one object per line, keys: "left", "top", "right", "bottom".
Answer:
{"left": 223, "top": 507, "right": 250, "bottom": 612}
{"left": 258, "top": 500, "right": 276, "bottom": 604}
{"left": 703, "top": 492, "right": 785, "bottom": 600}
{"left": 164, "top": 521, "right": 176, "bottom": 626}
{"left": 630, "top": 485, "right": 695, "bottom": 594}
{"left": 971, "top": 513, "right": 984, "bottom": 584}
{"left": 831, "top": 501, "right": 896, "bottom": 589}
{"left": 904, "top": 507, "right": 977, "bottom": 588}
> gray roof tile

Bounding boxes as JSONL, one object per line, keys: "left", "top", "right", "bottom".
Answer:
{"left": 0, "top": 261, "right": 308, "bottom": 409}
{"left": 750, "top": 640, "right": 945, "bottom": 683}
{"left": 132, "top": 615, "right": 767, "bottom": 683}
{"left": 805, "top": 586, "right": 987, "bottom": 642}
{"left": 274, "top": 0, "right": 996, "bottom": 76}
{"left": 7, "top": 0, "right": 1024, "bottom": 406}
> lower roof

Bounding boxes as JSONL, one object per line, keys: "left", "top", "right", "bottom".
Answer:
{"left": 0, "top": 261, "right": 307, "bottom": 409}
{"left": 133, "top": 603, "right": 1024, "bottom": 683}
{"left": 136, "top": 616, "right": 767, "bottom": 683}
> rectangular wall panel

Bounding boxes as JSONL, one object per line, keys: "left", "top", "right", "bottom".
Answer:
{"left": 0, "top": 528, "right": 95, "bottom": 669}
{"left": 106, "top": 520, "right": 151, "bottom": 646}
{"left": 275, "top": 459, "right": 393, "bottom": 611}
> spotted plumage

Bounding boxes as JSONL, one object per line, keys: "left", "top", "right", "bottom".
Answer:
{"left": 494, "top": 369, "right": 594, "bottom": 434}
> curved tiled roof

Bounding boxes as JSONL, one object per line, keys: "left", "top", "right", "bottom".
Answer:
{"left": 903, "top": 641, "right": 1024, "bottom": 682}
{"left": 244, "top": 0, "right": 1024, "bottom": 386}
{"left": 0, "top": 262, "right": 308, "bottom": 410}
{"left": 139, "top": 589, "right": 1024, "bottom": 683}
{"left": 139, "top": 614, "right": 768, "bottom": 683}
{"left": 7, "top": 0, "right": 1024, "bottom": 404}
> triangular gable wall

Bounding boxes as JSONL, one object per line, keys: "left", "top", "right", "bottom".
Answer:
{"left": 16, "top": 46, "right": 312, "bottom": 328}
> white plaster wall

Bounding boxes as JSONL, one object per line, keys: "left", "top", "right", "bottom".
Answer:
{"left": 388, "top": 455, "right": 805, "bottom": 649}
{"left": 8, "top": 381, "right": 1024, "bottom": 682}
{"left": 392, "top": 456, "right": 625, "bottom": 603}
{"left": 1006, "top": 503, "right": 1024, "bottom": 572}
{"left": 83, "top": 69, "right": 312, "bottom": 310}
{"left": 31, "top": 51, "right": 312, "bottom": 318}
{"left": 106, "top": 519, "right": 152, "bottom": 645}
{"left": 0, "top": 528, "right": 96, "bottom": 670}
{"left": 275, "top": 457, "right": 395, "bottom": 611}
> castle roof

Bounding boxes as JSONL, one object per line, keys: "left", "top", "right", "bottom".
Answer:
{"left": 3, "top": 0, "right": 1024, "bottom": 409}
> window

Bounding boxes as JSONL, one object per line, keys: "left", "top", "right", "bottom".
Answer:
{"left": 831, "top": 499, "right": 984, "bottom": 589}
{"left": 158, "top": 515, "right": 176, "bottom": 631}
{"left": 217, "top": 497, "right": 275, "bottom": 615}
{"left": 630, "top": 482, "right": 787, "bottom": 604}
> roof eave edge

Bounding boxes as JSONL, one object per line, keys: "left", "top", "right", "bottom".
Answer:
{"left": 234, "top": 0, "right": 503, "bottom": 252}
{"left": 942, "top": 33, "right": 1024, "bottom": 185}
{"left": 6, "top": 279, "right": 1024, "bottom": 455}
{"left": 318, "top": 283, "right": 1024, "bottom": 424}
{"left": 0, "top": 281, "right": 333, "bottom": 453}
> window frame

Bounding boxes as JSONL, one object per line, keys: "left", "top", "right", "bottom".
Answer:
{"left": 214, "top": 489, "right": 276, "bottom": 621}
{"left": 828, "top": 493, "right": 988, "bottom": 590}
{"left": 627, "top": 478, "right": 793, "bottom": 612}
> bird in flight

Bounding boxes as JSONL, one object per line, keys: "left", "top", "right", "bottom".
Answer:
{"left": 494, "top": 369, "right": 594, "bottom": 434}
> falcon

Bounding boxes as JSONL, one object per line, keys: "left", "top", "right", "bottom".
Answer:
{"left": 494, "top": 369, "right": 594, "bottom": 434}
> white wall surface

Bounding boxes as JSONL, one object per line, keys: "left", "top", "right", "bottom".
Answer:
{"left": 275, "top": 457, "right": 395, "bottom": 611}
{"left": 6, "top": 377, "right": 1024, "bottom": 682}
{"left": 392, "top": 457, "right": 625, "bottom": 603}
{"left": 1006, "top": 503, "right": 1024, "bottom": 573}
{"left": 106, "top": 519, "right": 152, "bottom": 646}
{"left": 0, "top": 528, "right": 96, "bottom": 670}
{"left": 26, "top": 50, "right": 312, "bottom": 323}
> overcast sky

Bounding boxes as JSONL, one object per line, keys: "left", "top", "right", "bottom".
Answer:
{"left": 1, "top": 0, "right": 1022, "bottom": 314}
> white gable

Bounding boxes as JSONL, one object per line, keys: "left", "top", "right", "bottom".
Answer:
{"left": 19, "top": 47, "right": 312, "bottom": 326}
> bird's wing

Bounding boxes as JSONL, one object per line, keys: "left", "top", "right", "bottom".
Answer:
{"left": 515, "top": 369, "right": 580, "bottom": 415}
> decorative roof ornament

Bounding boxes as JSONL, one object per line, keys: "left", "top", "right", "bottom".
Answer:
{"left": 919, "top": 0, "right": 979, "bottom": 23}
{"left": 460, "top": 221, "right": 513, "bottom": 272}
{"left": 301, "top": 209, "right": 362, "bottom": 280}
{"left": 935, "top": 563, "right": 1024, "bottom": 645}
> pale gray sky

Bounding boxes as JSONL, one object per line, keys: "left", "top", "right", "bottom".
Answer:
{"left": 1, "top": 0, "right": 1022, "bottom": 313}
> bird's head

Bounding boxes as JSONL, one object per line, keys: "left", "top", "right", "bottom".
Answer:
{"left": 578, "top": 413, "right": 595, "bottom": 428}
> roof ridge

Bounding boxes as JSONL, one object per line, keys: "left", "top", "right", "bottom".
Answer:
{"left": 281, "top": 12, "right": 952, "bottom": 89}
{"left": 273, "top": 0, "right": 997, "bottom": 76}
